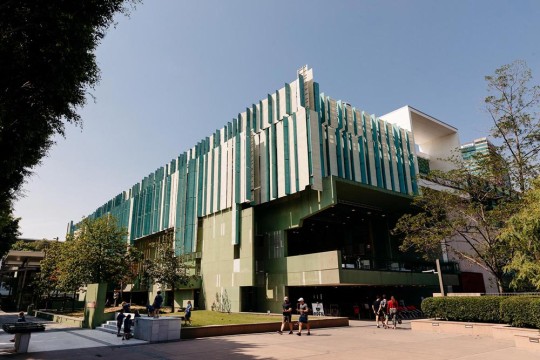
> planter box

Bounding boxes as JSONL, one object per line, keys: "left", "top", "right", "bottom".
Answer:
{"left": 134, "top": 316, "right": 181, "bottom": 342}
{"left": 34, "top": 311, "right": 84, "bottom": 328}
{"left": 181, "top": 317, "right": 349, "bottom": 339}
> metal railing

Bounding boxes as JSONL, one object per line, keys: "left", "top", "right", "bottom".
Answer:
{"left": 340, "top": 255, "right": 459, "bottom": 274}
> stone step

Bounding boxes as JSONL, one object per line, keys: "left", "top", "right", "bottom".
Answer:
{"left": 96, "top": 325, "right": 117, "bottom": 334}
{"left": 102, "top": 323, "right": 118, "bottom": 330}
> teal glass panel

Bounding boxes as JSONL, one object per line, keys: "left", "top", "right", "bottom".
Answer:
{"left": 271, "top": 124, "right": 278, "bottom": 198}
{"left": 298, "top": 74, "right": 305, "bottom": 107}
{"left": 285, "top": 83, "right": 291, "bottom": 114}
{"left": 275, "top": 90, "right": 280, "bottom": 120}
{"left": 283, "top": 117, "right": 291, "bottom": 194}
{"left": 268, "top": 94, "right": 273, "bottom": 125}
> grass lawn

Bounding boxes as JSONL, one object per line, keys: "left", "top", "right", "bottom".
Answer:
{"left": 46, "top": 307, "right": 287, "bottom": 327}
{"left": 167, "top": 310, "right": 288, "bottom": 327}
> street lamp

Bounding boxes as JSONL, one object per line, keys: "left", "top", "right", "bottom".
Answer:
{"left": 422, "top": 259, "right": 445, "bottom": 296}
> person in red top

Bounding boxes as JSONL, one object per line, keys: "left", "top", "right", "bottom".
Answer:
{"left": 387, "top": 296, "right": 399, "bottom": 329}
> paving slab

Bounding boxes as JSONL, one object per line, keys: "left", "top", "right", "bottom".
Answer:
{"left": 1, "top": 318, "right": 539, "bottom": 360}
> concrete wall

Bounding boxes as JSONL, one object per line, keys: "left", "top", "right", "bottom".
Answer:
{"left": 199, "top": 207, "right": 254, "bottom": 312}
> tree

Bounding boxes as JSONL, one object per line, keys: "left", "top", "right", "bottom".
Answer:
{"left": 394, "top": 61, "right": 540, "bottom": 293}
{"left": 33, "top": 241, "right": 66, "bottom": 308}
{"left": 0, "top": 0, "right": 137, "bottom": 255}
{"left": 58, "top": 216, "right": 134, "bottom": 291}
{"left": 500, "top": 178, "right": 540, "bottom": 290}
{"left": 144, "top": 230, "right": 195, "bottom": 313}
{"left": 11, "top": 239, "right": 54, "bottom": 252}
{"left": 485, "top": 60, "right": 540, "bottom": 193}
{"left": 0, "top": 201, "right": 20, "bottom": 258}
{"left": 394, "top": 169, "right": 516, "bottom": 293}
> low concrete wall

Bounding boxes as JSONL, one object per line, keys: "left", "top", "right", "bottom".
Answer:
{"left": 411, "top": 319, "right": 496, "bottom": 336}
{"left": 412, "top": 319, "right": 540, "bottom": 353}
{"left": 181, "top": 317, "right": 349, "bottom": 339}
{"left": 34, "top": 311, "right": 84, "bottom": 328}
{"left": 492, "top": 325, "right": 540, "bottom": 341}
{"left": 514, "top": 334, "right": 540, "bottom": 352}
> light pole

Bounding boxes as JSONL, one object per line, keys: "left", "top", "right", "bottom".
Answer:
{"left": 422, "top": 259, "right": 446, "bottom": 296}
{"left": 435, "top": 259, "right": 445, "bottom": 296}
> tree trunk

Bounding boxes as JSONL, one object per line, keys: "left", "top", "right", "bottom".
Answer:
{"left": 171, "top": 284, "right": 175, "bottom": 313}
{"left": 496, "top": 277, "right": 505, "bottom": 294}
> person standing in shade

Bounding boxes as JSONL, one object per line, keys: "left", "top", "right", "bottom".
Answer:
{"left": 372, "top": 295, "right": 382, "bottom": 328}
{"left": 184, "top": 300, "right": 193, "bottom": 325}
{"left": 277, "top": 296, "right": 293, "bottom": 334}
{"left": 116, "top": 309, "right": 125, "bottom": 337}
{"left": 153, "top": 290, "right": 163, "bottom": 318}
{"left": 122, "top": 314, "right": 132, "bottom": 340}
{"left": 296, "top": 298, "right": 310, "bottom": 336}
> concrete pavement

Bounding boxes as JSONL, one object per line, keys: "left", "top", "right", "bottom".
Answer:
{"left": 0, "top": 311, "right": 146, "bottom": 356}
{"left": 1, "top": 319, "right": 538, "bottom": 360}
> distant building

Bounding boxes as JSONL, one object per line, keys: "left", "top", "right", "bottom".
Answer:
{"left": 460, "top": 137, "right": 512, "bottom": 192}
{"left": 0, "top": 238, "right": 47, "bottom": 311}
{"left": 70, "top": 66, "right": 494, "bottom": 316}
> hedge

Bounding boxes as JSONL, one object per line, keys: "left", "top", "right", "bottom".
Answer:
{"left": 421, "top": 296, "right": 540, "bottom": 329}
{"left": 500, "top": 296, "right": 540, "bottom": 329}
{"left": 421, "top": 296, "right": 506, "bottom": 323}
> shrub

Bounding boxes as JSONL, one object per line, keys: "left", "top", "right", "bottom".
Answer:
{"left": 421, "top": 296, "right": 506, "bottom": 323}
{"left": 501, "top": 297, "right": 540, "bottom": 328}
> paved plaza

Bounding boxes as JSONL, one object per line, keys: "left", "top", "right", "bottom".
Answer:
{"left": 0, "top": 311, "right": 538, "bottom": 360}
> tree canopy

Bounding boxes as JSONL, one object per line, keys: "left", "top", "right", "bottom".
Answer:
{"left": 500, "top": 178, "right": 540, "bottom": 290}
{"left": 395, "top": 60, "right": 540, "bottom": 293}
{"left": 485, "top": 60, "right": 540, "bottom": 193}
{"left": 0, "top": 0, "right": 137, "bottom": 257}
{"left": 144, "top": 230, "right": 196, "bottom": 313}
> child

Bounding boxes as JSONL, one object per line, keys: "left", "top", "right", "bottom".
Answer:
{"left": 9, "top": 312, "right": 26, "bottom": 342}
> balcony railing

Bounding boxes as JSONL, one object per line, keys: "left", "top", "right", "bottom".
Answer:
{"left": 341, "top": 255, "right": 459, "bottom": 274}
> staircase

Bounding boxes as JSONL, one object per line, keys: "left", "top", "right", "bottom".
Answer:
{"left": 96, "top": 312, "right": 137, "bottom": 334}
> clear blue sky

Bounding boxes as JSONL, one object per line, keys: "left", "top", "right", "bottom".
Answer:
{"left": 14, "top": 0, "right": 540, "bottom": 240}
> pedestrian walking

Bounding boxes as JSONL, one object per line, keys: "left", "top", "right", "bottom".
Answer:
{"left": 372, "top": 295, "right": 382, "bottom": 328}
{"left": 184, "top": 300, "right": 193, "bottom": 325}
{"left": 277, "top": 296, "right": 293, "bottom": 334}
{"left": 296, "top": 298, "right": 310, "bottom": 336}
{"left": 380, "top": 294, "right": 388, "bottom": 329}
{"left": 387, "top": 295, "right": 399, "bottom": 329}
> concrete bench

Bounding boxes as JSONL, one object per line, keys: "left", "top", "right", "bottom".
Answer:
{"left": 2, "top": 322, "right": 45, "bottom": 353}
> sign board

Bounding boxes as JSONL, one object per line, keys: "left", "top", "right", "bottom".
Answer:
{"left": 312, "top": 302, "right": 324, "bottom": 316}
